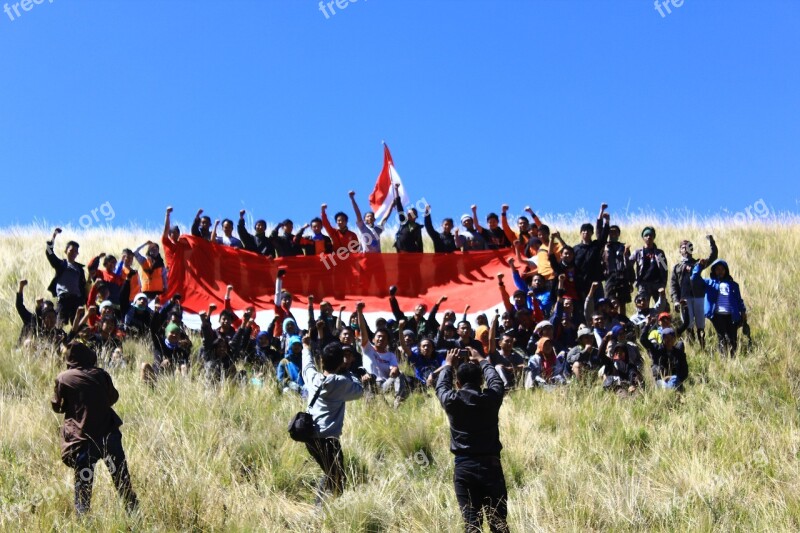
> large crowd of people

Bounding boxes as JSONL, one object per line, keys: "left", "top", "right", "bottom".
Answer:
{"left": 19, "top": 188, "right": 751, "bottom": 526}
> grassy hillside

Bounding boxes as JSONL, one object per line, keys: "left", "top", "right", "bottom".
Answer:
{"left": 1, "top": 223, "right": 800, "bottom": 532}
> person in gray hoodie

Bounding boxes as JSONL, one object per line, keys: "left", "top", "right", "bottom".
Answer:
{"left": 301, "top": 336, "right": 365, "bottom": 503}
{"left": 670, "top": 235, "right": 717, "bottom": 348}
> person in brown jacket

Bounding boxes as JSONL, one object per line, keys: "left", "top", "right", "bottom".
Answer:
{"left": 51, "top": 343, "right": 138, "bottom": 516}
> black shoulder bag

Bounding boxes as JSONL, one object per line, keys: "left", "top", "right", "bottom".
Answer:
{"left": 288, "top": 377, "right": 327, "bottom": 442}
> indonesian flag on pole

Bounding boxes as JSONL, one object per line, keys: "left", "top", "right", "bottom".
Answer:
{"left": 369, "top": 143, "right": 411, "bottom": 221}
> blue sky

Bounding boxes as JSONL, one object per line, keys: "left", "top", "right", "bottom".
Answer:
{"left": 1, "top": 0, "right": 798, "bottom": 229}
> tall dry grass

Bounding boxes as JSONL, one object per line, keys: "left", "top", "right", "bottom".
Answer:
{"left": 1, "top": 219, "right": 799, "bottom": 532}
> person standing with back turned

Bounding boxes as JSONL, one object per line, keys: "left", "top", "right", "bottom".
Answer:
{"left": 436, "top": 347, "right": 509, "bottom": 532}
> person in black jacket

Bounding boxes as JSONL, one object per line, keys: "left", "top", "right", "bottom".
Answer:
{"left": 237, "top": 209, "right": 275, "bottom": 257}
{"left": 270, "top": 219, "right": 302, "bottom": 257}
{"left": 423, "top": 205, "right": 458, "bottom": 253}
{"left": 190, "top": 208, "right": 213, "bottom": 240}
{"left": 669, "top": 235, "right": 718, "bottom": 349}
{"left": 392, "top": 183, "right": 423, "bottom": 253}
{"left": 46, "top": 228, "right": 87, "bottom": 327}
{"left": 436, "top": 347, "right": 508, "bottom": 533}
{"left": 640, "top": 318, "right": 688, "bottom": 389}
{"left": 573, "top": 203, "right": 610, "bottom": 301}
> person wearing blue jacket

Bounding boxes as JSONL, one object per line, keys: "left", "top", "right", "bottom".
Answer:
{"left": 691, "top": 259, "right": 747, "bottom": 357}
{"left": 277, "top": 336, "right": 305, "bottom": 394}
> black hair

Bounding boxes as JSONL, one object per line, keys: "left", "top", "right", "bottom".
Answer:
{"left": 580, "top": 223, "right": 594, "bottom": 233}
{"left": 457, "top": 320, "right": 471, "bottom": 330}
{"left": 408, "top": 207, "right": 418, "bottom": 217}
{"left": 456, "top": 362, "right": 482, "bottom": 388}
{"left": 282, "top": 218, "right": 293, "bottom": 227}
{"left": 609, "top": 225, "right": 621, "bottom": 232}
{"left": 518, "top": 216, "right": 529, "bottom": 224}
{"left": 200, "top": 216, "right": 211, "bottom": 223}
{"left": 222, "top": 218, "right": 234, "bottom": 227}
{"left": 255, "top": 219, "right": 267, "bottom": 227}
{"left": 220, "top": 309, "right": 236, "bottom": 321}
{"left": 122, "top": 248, "right": 133, "bottom": 255}
{"left": 310, "top": 217, "right": 323, "bottom": 226}
{"left": 486, "top": 212, "right": 499, "bottom": 222}
{"left": 443, "top": 217, "right": 454, "bottom": 225}
{"left": 334, "top": 211, "right": 348, "bottom": 222}
{"left": 322, "top": 342, "right": 345, "bottom": 372}
{"left": 538, "top": 224, "right": 550, "bottom": 234}
{"left": 66, "top": 241, "right": 80, "bottom": 250}
{"left": 374, "top": 327, "right": 390, "bottom": 338}
{"left": 103, "top": 255, "right": 117, "bottom": 265}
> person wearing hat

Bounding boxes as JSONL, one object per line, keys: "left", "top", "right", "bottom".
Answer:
{"left": 670, "top": 235, "right": 718, "bottom": 350}
{"left": 456, "top": 212, "right": 488, "bottom": 251}
{"left": 631, "top": 226, "right": 669, "bottom": 307}
{"left": 123, "top": 293, "right": 153, "bottom": 339}
{"left": 51, "top": 342, "right": 138, "bottom": 516}
{"left": 525, "top": 337, "right": 565, "bottom": 387}
{"left": 640, "top": 317, "right": 688, "bottom": 389}
{"left": 566, "top": 324, "right": 607, "bottom": 379}
{"left": 601, "top": 342, "right": 643, "bottom": 392}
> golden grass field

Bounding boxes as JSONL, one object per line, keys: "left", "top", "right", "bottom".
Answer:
{"left": 1, "top": 220, "right": 799, "bottom": 532}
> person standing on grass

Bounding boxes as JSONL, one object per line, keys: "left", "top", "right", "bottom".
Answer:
{"left": 301, "top": 336, "right": 365, "bottom": 504}
{"left": 51, "top": 342, "right": 138, "bottom": 516}
{"left": 691, "top": 258, "right": 747, "bottom": 357}
{"left": 436, "top": 347, "right": 509, "bottom": 533}
{"left": 631, "top": 226, "right": 668, "bottom": 306}
{"left": 46, "top": 228, "right": 87, "bottom": 327}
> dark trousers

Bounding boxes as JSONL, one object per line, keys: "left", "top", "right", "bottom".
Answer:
{"left": 56, "top": 293, "right": 81, "bottom": 327}
{"left": 305, "top": 437, "right": 345, "bottom": 501}
{"left": 72, "top": 430, "right": 137, "bottom": 516}
{"left": 711, "top": 313, "right": 739, "bottom": 357}
{"left": 453, "top": 456, "right": 509, "bottom": 533}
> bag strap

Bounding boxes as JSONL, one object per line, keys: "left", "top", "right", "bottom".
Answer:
{"left": 307, "top": 376, "right": 328, "bottom": 410}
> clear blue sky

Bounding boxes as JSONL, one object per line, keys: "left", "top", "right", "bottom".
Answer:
{"left": 1, "top": 0, "right": 798, "bottom": 229}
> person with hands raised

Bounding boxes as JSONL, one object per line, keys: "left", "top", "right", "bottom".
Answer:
{"left": 191, "top": 208, "right": 212, "bottom": 240}
{"left": 46, "top": 227, "right": 87, "bottom": 327}
{"left": 435, "top": 346, "right": 509, "bottom": 533}
{"left": 357, "top": 301, "right": 408, "bottom": 407}
{"left": 237, "top": 209, "right": 274, "bottom": 256}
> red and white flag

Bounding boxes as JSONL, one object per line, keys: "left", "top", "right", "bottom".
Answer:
{"left": 369, "top": 143, "right": 411, "bottom": 221}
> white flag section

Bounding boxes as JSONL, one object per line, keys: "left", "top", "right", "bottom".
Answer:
{"left": 369, "top": 143, "right": 411, "bottom": 222}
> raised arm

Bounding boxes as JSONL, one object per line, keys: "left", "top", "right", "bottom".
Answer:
{"left": 488, "top": 312, "right": 499, "bottom": 355}
{"left": 497, "top": 273, "right": 514, "bottom": 314}
{"left": 393, "top": 184, "right": 407, "bottom": 225}
{"left": 16, "top": 280, "right": 33, "bottom": 325}
{"left": 388, "top": 285, "right": 406, "bottom": 322}
{"left": 210, "top": 219, "right": 220, "bottom": 243}
{"left": 500, "top": 204, "right": 518, "bottom": 245}
{"left": 524, "top": 206, "right": 544, "bottom": 229}
{"left": 348, "top": 191, "right": 363, "bottom": 224}
{"left": 357, "top": 302, "right": 369, "bottom": 348}
{"left": 471, "top": 205, "right": 483, "bottom": 232}
{"left": 163, "top": 206, "right": 173, "bottom": 242}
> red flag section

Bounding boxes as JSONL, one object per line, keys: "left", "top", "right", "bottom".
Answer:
{"left": 165, "top": 236, "right": 510, "bottom": 327}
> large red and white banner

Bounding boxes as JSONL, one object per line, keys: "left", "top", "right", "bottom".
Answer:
{"left": 164, "top": 236, "right": 510, "bottom": 328}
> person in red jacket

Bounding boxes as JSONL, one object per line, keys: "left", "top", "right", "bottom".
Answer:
{"left": 321, "top": 203, "right": 360, "bottom": 253}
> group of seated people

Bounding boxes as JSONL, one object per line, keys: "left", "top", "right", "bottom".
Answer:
{"left": 17, "top": 198, "right": 750, "bottom": 399}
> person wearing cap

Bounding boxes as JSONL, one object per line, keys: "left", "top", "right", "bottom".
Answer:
{"left": 670, "top": 235, "right": 718, "bottom": 349}
{"left": 691, "top": 258, "right": 747, "bottom": 358}
{"left": 456, "top": 213, "right": 488, "bottom": 251}
{"left": 123, "top": 293, "right": 153, "bottom": 339}
{"left": 270, "top": 219, "right": 302, "bottom": 257}
{"left": 602, "top": 224, "right": 634, "bottom": 314}
{"left": 423, "top": 205, "right": 458, "bottom": 253}
{"left": 566, "top": 325, "right": 607, "bottom": 379}
{"left": 237, "top": 209, "right": 275, "bottom": 257}
{"left": 640, "top": 317, "right": 688, "bottom": 389}
{"left": 51, "top": 342, "right": 138, "bottom": 516}
{"left": 601, "top": 343, "right": 643, "bottom": 392}
{"left": 631, "top": 227, "right": 668, "bottom": 307}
